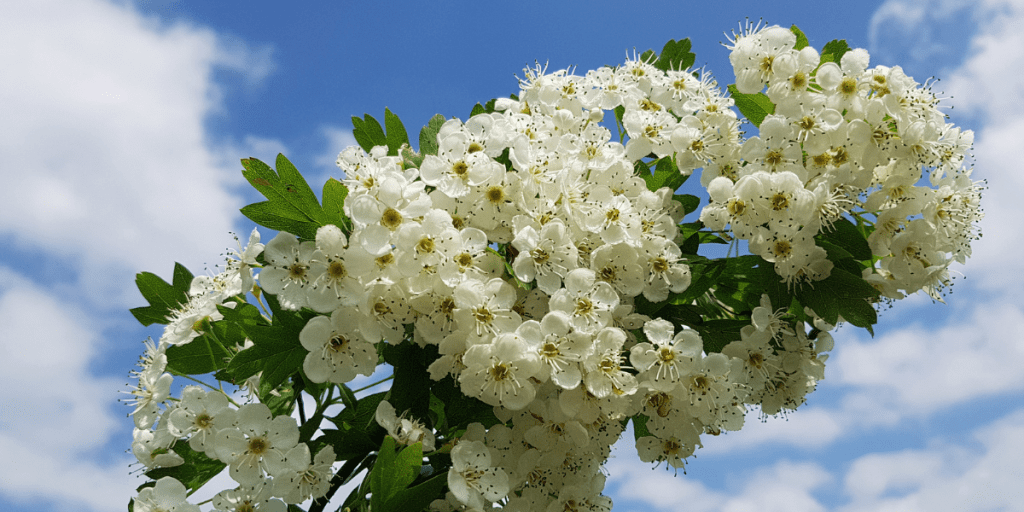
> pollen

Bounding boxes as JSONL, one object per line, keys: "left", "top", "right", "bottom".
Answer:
{"left": 329, "top": 334, "right": 348, "bottom": 352}
{"left": 771, "top": 240, "right": 792, "bottom": 259}
{"left": 574, "top": 297, "right": 594, "bottom": 316}
{"left": 452, "top": 161, "right": 470, "bottom": 179}
{"left": 789, "top": 71, "right": 808, "bottom": 89}
{"left": 416, "top": 237, "right": 435, "bottom": 254}
{"left": 486, "top": 186, "right": 506, "bottom": 204}
{"left": 532, "top": 248, "right": 550, "bottom": 264}
{"left": 381, "top": 208, "right": 403, "bottom": 230}
{"left": 288, "top": 263, "right": 308, "bottom": 280}
{"left": 328, "top": 261, "right": 348, "bottom": 279}
{"left": 489, "top": 363, "right": 512, "bottom": 381}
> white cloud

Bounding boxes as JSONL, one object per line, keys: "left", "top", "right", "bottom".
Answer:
{"left": 833, "top": 301, "right": 1024, "bottom": 415}
{"left": 838, "top": 408, "right": 1024, "bottom": 512}
{"left": 606, "top": 440, "right": 831, "bottom": 512}
{"left": 0, "top": 268, "right": 135, "bottom": 511}
{"left": 0, "top": 0, "right": 274, "bottom": 309}
{"left": 698, "top": 407, "right": 844, "bottom": 455}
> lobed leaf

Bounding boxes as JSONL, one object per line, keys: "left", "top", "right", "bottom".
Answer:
{"left": 820, "top": 39, "right": 852, "bottom": 65}
{"left": 817, "top": 217, "right": 872, "bottom": 261}
{"left": 790, "top": 25, "right": 809, "bottom": 50}
{"left": 145, "top": 443, "right": 225, "bottom": 496}
{"left": 419, "top": 114, "right": 446, "bottom": 156}
{"left": 384, "top": 108, "right": 410, "bottom": 157}
{"left": 727, "top": 85, "right": 776, "bottom": 127}
{"left": 165, "top": 331, "right": 232, "bottom": 375}
{"left": 381, "top": 473, "right": 447, "bottom": 512}
{"left": 321, "top": 177, "right": 351, "bottom": 230}
{"left": 240, "top": 156, "right": 329, "bottom": 241}
{"left": 352, "top": 114, "right": 387, "bottom": 152}
{"left": 652, "top": 38, "right": 696, "bottom": 72}
{"left": 794, "top": 267, "right": 879, "bottom": 333}
{"left": 129, "top": 263, "right": 193, "bottom": 326}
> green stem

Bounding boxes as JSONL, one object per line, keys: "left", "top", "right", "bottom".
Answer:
{"left": 168, "top": 371, "right": 241, "bottom": 408}
{"left": 353, "top": 375, "right": 394, "bottom": 394}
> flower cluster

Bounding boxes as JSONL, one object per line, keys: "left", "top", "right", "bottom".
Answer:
{"left": 701, "top": 22, "right": 983, "bottom": 295}
{"left": 128, "top": 342, "right": 336, "bottom": 511}
{"left": 126, "top": 23, "right": 983, "bottom": 512}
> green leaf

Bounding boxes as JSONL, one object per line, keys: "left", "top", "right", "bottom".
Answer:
{"left": 790, "top": 25, "right": 809, "bottom": 50}
{"left": 263, "top": 379, "right": 296, "bottom": 417}
{"left": 352, "top": 114, "right": 387, "bottom": 152}
{"left": 671, "top": 258, "right": 727, "bottom": 305}
{"left": 226, "top": 323, "right": 306, "bottom": 393}
{"left": 401, "top": 145, "right": 424, "bottom": 169}
{"left": 680, "top": 232, "right": 700, "bottom": 255}
{"left": 318, "top": 427, "right": 379, "bottom": 461}
{"left": 748, "top": 259, "right": 794, "bottom": 316}
{"left": 370, "top": 437, "right": 425, "bottom": 512}
{"left": 678, "top": 221, "right": 727, "bottom": 248}
{"left": 332, "top": 390, "right": 389, "bottom": 431}
{"left": 381, "top": 343, "right": 433, "bottom": 428}
{"left": 820, "top": 39, "right": 852, "bottom": 65}
{"left": 469, "top": 103, "right": 485, "bottom": 117}
{"left": 632, "top": 414, "right": 652, "bottom": 440}
{"left": 240, "top": 156, "right": 327, "bottom": 241}
{"left": 419, "top": 114, "right": 446, "bottom": 155}
{"left": 129, "top": 263, "right": 193, "bottom": 326}
{"left": 322, "top": 177, "right": 351, "bottom": 229}
{"left": 727, "top": 85, "right": 776, "bottom": 127}
{"left": 818, "top": 217, "right": 872, "bottom": 261}
{"left": 695, "top": 319, "right": 749, "bottom": 353}
{"left": 614, "top": 105, "right": 626, "bottom": 142}
{"left": 146, "top": 443, "right": 226, "bottom": 496}
{"left": 384, "top": 108, "right": 410, "bottom": 157}
{"left": 652, "top": 38, "right": 696, "bottom": 72}
{"left": 674, "top": 194, "right": 700, "bottom": 216}
{"left": 165, "top": 330, "right": 231, "bottom": 375}
{"left": 431, "top": 376, "right": 502, "bottom": 435}
{"left": 794, "top": 267, "right": 879, "bottom": 332}
{"left": 642, "top": 155, "right": 689, "bottom": 193}
{"left": 658, "top": 303, "right": 705, "bottom": 331}
{"left": 381, "top": 473, "right": 447, "bottom": 512}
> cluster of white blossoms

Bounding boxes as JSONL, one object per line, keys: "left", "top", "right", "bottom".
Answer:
{"left": 128, "top": 23, "right": 983, "bottom": 512}
{"left": 128, "top": 339, "right": 337, "bottom": 511}
{"left": 701, "top": 23, "right": 983, "bottom": 296}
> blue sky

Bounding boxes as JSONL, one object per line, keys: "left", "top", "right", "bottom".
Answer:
{"left": 1, "top": 0, "right": 1022, "bottom": 511}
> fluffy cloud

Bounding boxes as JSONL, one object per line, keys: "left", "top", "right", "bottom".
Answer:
{"left": 838, "top": 409, "right": 1024, "bottom": 512}
{"left": 605, "top": 442, "right": 831, "bottom": 512}
{"left": 0, "top": 0, "right": 273, "bottom": 308}
{"left": 833, "top": 301, "right": 1024, "bottom": 414}
{"left": 0, "top": 268, "right": 135, "bottom": 511}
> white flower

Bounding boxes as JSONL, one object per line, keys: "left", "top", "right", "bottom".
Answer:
{"left": 214, "top": 403, "right": 300, "bottom": 485}
{"left": 375, "top": 400, "right": 436, "bottom": 452}
{"left": 212, "top": 481, "right": 286, "bottom": 512}
{"left": 630, "top": 319, "right": 701, "bottom": 392}
{"left": 132, "top": 426, "right": 183, "bottom": 469}
{"left": 126, "top": 364, "right": 172, "bottom": 429}
{"left": 305, "top": 224, "right": 363, "bottom": 312}
{"left": 274, "top": 444, "right": 336, "bottom": 504}
{"left": 258, "top": 232, "right": 316, "bottom": 310}
{"left": 166, "top": 386, "right": 232, "bottom": 458}
{"left": 460, "top": 331, "right": 542, "bottom": 410}
{"left": 134, "top": 477, "right": 199, "bottom": 512}
{"left": 549, "top": 268, "right": 620, "bottom": 334}
{"left": 582, "top": 327, "right": 637, "bottom": 398}
{"left": 298, "top": 308, "right": 377, "bottom": 384}
{"left": 447, "top": 439, "right": 510, "bottom": 509}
